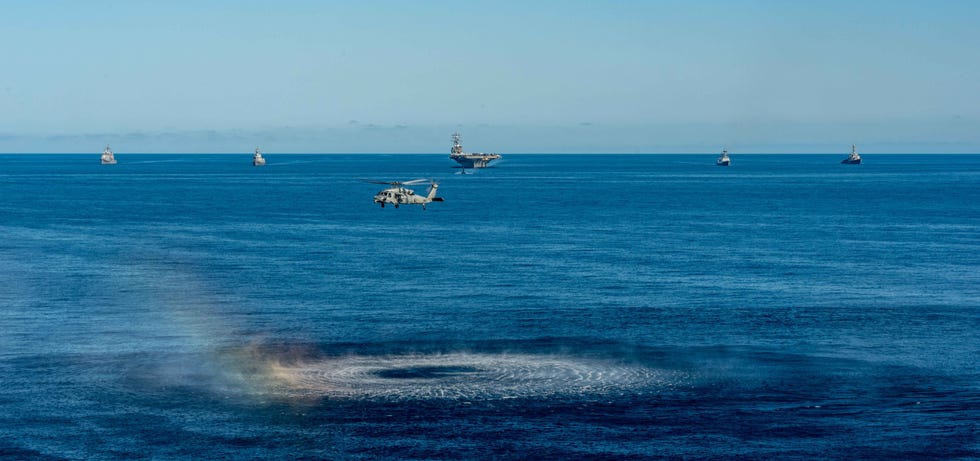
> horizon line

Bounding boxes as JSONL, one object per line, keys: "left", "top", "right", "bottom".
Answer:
{"left": 4, "top": 152, "right": 979, "bottom": 155}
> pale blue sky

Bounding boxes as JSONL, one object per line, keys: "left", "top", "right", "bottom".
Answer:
{"left": 1, "top": 0, "right": 978, "bottom": 152}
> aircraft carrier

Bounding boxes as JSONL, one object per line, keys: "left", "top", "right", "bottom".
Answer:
{"left": 449, "top": 132, "right": 500, "bottom": 168}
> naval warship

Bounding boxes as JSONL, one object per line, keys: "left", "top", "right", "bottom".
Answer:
{"left": 100, "top": 145, "right": 116, "bottom": 165}
{"left": 252, "top": 147, "right": 266, "bottom": 166}
{"left": 841, "top": 144, "right": 862, "bottom": 164}
{"left": 716, "top": 148, "right": 731, "bottom": 166}
{"left": 449, "top": 132, "right": 500, "bottom": 168}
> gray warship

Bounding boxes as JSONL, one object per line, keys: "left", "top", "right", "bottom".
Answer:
{"left": 100, "top": 145, "right": 116, "bottom": 165}
{"left": 252, "top": 147, "right": 266, "bottom": 166}
{"left": 449, "top": 132, "right": 500, "bottom": 168}
{"left": 716, "top": 148, "right": 731, "bottom": 166}
{"left": 841, "top": 144, "right": 862, "bottom": 164}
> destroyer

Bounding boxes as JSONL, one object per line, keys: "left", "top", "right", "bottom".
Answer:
{"left": 841, "top": 144, "right": 862, "bottom": 164}
{"left": 449, "top": 132, "right": 500, "bottom": 168}
{"left": 716, "top": 148, "right": 731, "bottom": 166}
{"left": 252, "top": 147, "right": 266, "bottom": 166}
{"left": 100, "top": 145, "right": 116, "bottom": 165}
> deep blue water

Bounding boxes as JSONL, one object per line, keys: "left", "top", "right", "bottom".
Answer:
{"left": 1, "top": 154, "right": 978, "bottom": 459}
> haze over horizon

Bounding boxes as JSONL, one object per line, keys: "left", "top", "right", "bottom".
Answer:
{"left": 2, "top": 0, "right": 978, "bottom": 153}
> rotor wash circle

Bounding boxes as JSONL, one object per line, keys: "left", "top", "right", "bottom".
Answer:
{"left": 255, "top": 352, "right": 682, "bottom": 401}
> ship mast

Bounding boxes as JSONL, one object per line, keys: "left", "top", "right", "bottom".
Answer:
{"left": 451, "top": 132, "right": 463, "bottom": 155}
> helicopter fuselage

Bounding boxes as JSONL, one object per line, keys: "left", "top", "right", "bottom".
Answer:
{"left": 374, "top": 187, "right": 413, "bottom": 207}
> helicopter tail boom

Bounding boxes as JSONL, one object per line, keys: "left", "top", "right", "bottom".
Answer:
{"left": 426, "top": 183, "right": 440, "bottom": 202}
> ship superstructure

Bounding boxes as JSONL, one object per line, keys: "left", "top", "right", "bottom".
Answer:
{"left": 449, "top": 132, "right": 500, "bottom": 168}
{"left": 100, "top": 145, "right": 116, "bottom": 165}
{"left": 252, "top": 147, "right": 266, "bottom": 166}
{"left": 841, "top": 144, "right": 862, "bottom": 164}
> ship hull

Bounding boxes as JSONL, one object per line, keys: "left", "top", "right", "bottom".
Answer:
{"left": 841, "top": 158, "right": 861, "bottom": 165}
{"left": 716, "top": 160, "right": 730, "bottom": 166}
{"left": 101, "top": 160, "right": 116, "bottom": 165}
{"left": 451, "top": 156, "right": 498, "bottom": 168}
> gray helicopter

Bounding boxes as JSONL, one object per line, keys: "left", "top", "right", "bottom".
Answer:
{"left": 365, "top": 178, "right": 444, "bottom": 210}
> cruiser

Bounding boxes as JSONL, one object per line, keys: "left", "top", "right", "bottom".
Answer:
{"left": 252, "top": 147, "right": 266, "bottom": 166}
{"left": 716, "top": 148, "right": 731, "bottom": 166}
{"left": 100, "top": 145, "right": 116, "bottom": 165}
{"left": 841, "top": 144, "right": 862, "bottom": 164}
{"left": 449, "top": 132, "right": 500, "bottom": 168}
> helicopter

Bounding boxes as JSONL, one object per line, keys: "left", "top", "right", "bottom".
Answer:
{"left": 365, "top": 178, "right": 444, "bottom": 210}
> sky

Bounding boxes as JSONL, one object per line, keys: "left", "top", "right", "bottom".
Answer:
{"left": 1, "top": 0, "right": 978, "bottom": 153}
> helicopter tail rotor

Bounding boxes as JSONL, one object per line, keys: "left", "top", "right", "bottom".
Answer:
{"left": 426, "top": 180, "right": 442, "bottom": 202}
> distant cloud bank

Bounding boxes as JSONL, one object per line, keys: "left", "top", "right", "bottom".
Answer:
{"left": 1, "top": 119, "right": 978, "bottom": 154}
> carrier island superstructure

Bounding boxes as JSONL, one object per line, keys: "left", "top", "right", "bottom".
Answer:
{"left": 449, "top": 132, "right": 500, "bottom": 168}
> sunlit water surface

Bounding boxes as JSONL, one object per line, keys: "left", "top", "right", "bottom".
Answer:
{"left": 1, "top": 154, "right": 978, "bottom": 459}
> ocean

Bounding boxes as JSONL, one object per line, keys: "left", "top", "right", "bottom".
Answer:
{"left": 1, "top": 153, "right": 978, "bottom": 459}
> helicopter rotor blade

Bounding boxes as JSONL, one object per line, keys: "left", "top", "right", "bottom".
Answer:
{"left": 400, "top": 178, "right": 430, "bottom": 186}
{"left": 361, "top": 179, "right": 401, "bottom": 185}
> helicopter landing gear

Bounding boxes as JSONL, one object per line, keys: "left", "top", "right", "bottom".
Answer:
{"left": 394, "top": 204, "right": 399, "bottom": 209}
{"left": 380, "top": 202, "right": 385, "bottom": 208}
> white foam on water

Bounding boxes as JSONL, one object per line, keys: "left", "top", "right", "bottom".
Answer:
{"left": 252, "top": 351, "right": 682, "bottom": 401}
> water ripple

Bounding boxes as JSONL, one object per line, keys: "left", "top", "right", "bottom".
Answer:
{"left": 251, "top": 351, "right": 680, "bottom": 401}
